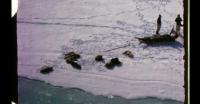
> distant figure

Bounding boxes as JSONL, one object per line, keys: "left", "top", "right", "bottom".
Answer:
{"left": 175, "top": 14, "right": 183, "bottom": 36}
{"left": 156, "top": 14, "right": 162, "bottom": 35}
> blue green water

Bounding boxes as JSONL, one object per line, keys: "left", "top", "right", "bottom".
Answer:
{"left": 18, "top": 77, "right": 183, "bottom": 104}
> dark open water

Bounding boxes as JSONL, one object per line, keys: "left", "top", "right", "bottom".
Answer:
{"left": 18, "top": 77, "right": 183, "bottom": 104}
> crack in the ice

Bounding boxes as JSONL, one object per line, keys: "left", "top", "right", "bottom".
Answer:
{"left": 17, "top": 20, "right": 141, "bottom": 35}
{"left": 18, "top": 10, "right": 137, "bottom": 21}
{"left": 18, "top": 20, "right": 122, "bottom": 29}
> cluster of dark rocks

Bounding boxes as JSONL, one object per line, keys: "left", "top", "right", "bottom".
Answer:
{"left": 40, "top": 50, "right": 134, "bottom": 73}
{"left": 63, "top": 51, "right": 134, "bottom": 70}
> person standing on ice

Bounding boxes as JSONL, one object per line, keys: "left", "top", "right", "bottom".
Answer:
{"left": 156, "top": 14, "right": 162, "bottom": 35}
{"left": 175, "top": 14, "right": 183, "bottom": 36}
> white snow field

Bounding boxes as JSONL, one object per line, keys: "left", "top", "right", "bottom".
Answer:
{"left": 17, "top": 0, "right": 185, "bottom": 102}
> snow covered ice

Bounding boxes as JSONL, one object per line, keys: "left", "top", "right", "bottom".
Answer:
{"left": 17, "top": 0, "right": 185, "bottom": 102}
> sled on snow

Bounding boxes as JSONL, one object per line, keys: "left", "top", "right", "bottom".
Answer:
{"left": 136, "top": 34, "right": 177, "bottom": 44}
{"left": 136, "top": 28, "right": 179, "bottom": 44}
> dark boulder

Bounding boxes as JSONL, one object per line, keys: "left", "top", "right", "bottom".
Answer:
{"left": 40, "top": 66, "right": 54, "bottom": 74}
{"left": 95, "top": 55, "right": 104, "bottom": 62}
{"left": 64, "top": 52, "right": 80, "bottom": 63}
{"left": 105, "top": 58, "right": 122, "bottom": 69}
{"left": 64, "top": 52, "right": 81, "bottom": 70}
{"left": 69, "top": 61, "right": 82, "bottom": 70}
{"left": 105, "top": 62, "right": 114, "bottom": 69}
{"left": 110, "top": 58, "right": 122, "bottom": 66}
{"left": 123, "top": 50, "right": 134, "bottom": 58}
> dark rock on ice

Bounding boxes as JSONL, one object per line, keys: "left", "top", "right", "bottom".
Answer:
{"left": 64, "top": 52, "right": 81, "bottom": 70}
{"left": 69, "top": 61, "right": 82, "bottom": 70}
{"left": 95, "top": 55, "right": 104, "bottom": 62}
{"left": 105, "top": 62, "right": 114, "bottom": 69}
{"left": 105, "top": 58, "right": 122, "bottom": 69}
{"left": 64, "top": 52, "right": 80, "bottom": 63}
{"left": 40, "top": 66, "right": 54, "bottom": 74}
{"left": 123, "top": 50, "right": 134, "bottom": 58}
{"left": 110, "top": 58, "right": 122, "bottom": 66}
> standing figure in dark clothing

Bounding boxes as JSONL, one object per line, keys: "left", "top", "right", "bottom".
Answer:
{"left": 156, "top": 14, "right": 162, "bottom": 35}
{"left": 175, "top": 14, "right": 183, "bottom": 36}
